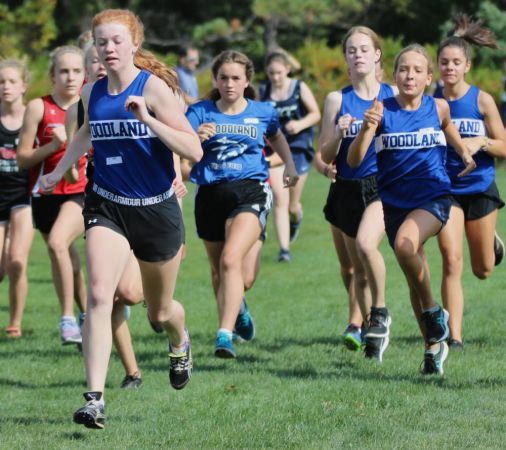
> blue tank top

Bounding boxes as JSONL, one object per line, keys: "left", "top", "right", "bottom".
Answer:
{"left": 336, "top": 83, "right": 395, "bottom": 179}
{"left": 375, "top": 95, "right": 451, "bottom": 209}
{"left": 260, "top": 80, "right": 314, "bottom": 154}
{"left": 187, "top": 99, "right": 280, "bottom": 185}
{"left": 88, "top": 70, "right": 175, "bottom": 198}
{"left": 434, "top": 85, "right": 493, "bottom": 194}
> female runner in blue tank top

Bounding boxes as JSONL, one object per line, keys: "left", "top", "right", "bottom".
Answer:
{"left": 320, "top": 26, "right": 396, "bottom": 362}
{"left": 260, "top": 51, "right": 321, "bottom": 262}
{"left": 348, "top": 44, "right": 475, "bottom": 375}
{"left": 39, "top": 9, "right": 202, "bottom": 429}
{"left": 65, "top": 43, "right": 145, "bottom": 389}
{"left": 186, "top": 50, "right": 298, "bottom": 359}
{"left": 435, "top": 15, "right": 506, "bottom": 350}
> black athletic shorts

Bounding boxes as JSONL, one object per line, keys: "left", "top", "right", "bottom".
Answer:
{"left": 32, "top": 193, "right": 85, "bottom": 234}
{"left": 0, "top": 191, "right": 30, "bottom": 222}
{"left": 323, "top": 175, "right": 380, "bottom": 238}
{"left": 451, "top": 181, "right": 504, "bottom": 220}
{"left": 195, "top": 179, "right": 272, "bottom": 242}
{"left": 83, "top": 190, "right": 184, "bottom": 262}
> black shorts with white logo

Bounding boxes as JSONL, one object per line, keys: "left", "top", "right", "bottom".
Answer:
{"left": 194, "top": 179, "right": 272, "bottom": 242}
{"left": 32, "top": 193, "right": 85, "bottom": 234}
{"left": 451, "top": 181, "right": 505, "bottom": 220}
{"left": 83, "top": 190, "right": 184, "bottom": 262}
{"left": 323, "top": 175, "right": 380, "bottom": 238}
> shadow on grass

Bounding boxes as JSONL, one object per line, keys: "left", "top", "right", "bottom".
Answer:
{"left": 331, "top": 363, "right": 506, "bottom": 390}
{"left": 0, "top": 416, "right": 62, "bottom": 426}
{"left": 0, "top": 346, "right": 83, "bottom": 358}
{"left": 26, "top": 277, "right": 53, "bottom": 284}
{"left": 0, "top": 377, "right": 85, "bottom": 389}
{"left": 62, "top": 432, "right": 88, "bottom": 441}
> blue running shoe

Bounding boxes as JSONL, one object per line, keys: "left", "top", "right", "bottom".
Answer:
{"left": 420, "top": 341, "right": 449, "bottom": 375}
{"left": 214, "top": 331, "right": 236, "bottom": 358}
{"left": 343, "top": 324, "right": 363, "bottom": 351}
{"left": 234, "top": 299, "right": 255, "bottom": 341}
{"left": 421, "top": 306, "right": 449, "bottom": 344}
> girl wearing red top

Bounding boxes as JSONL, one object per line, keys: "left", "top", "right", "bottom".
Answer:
{"left": 17, "top": 45, "right": 88, "bottom": 345}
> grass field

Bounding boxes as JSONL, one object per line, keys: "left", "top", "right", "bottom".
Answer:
{"left": 1, "top": 168, "right": 506, "bottom": 449}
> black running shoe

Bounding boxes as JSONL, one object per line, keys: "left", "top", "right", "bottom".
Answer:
{"left": 169, "top": 329, "right": 192, "bottom": 390}
{"left": 289, "top": 212, "right": 303, "bottom": 243}
{"left": 421, "top": 306, "right": 449, "bottom": 344}
{"left": 494, "top": 232, "right": 504, "bottom": 266}
{"left": 364, "top": 335, "right": 390, "bottom": 362}
{"left": 448, "top": 338, "right": 464, "bottom": 351}
{"left": 277, "top": 248, "right": 292, "bottom": 263}
{"left": 120, "top": 373, "right": 143, "bottom": 389}
{"left": 420, "top": 341, "right": 448, "bottom": 375}
{"left": 363, "top": 307, "right": 391, "bottom": 362}
{"left": 73, "top": 392, "right": 105, "bottom": 429}
{"left": 365, "top": 307, "right": 391, "bottom": 338}
{"left": 148, "top": 315, "right": 164, "bottom": 334}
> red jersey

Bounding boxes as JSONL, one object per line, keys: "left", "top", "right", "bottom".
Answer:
{"left": 30, "top": 95, "right": 87, "bottom": 195}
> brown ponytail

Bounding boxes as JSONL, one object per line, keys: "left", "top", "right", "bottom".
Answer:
{"left": 437, "top": 14, "right": 498, "bottom": 61}
{"left": 133, "top": 48, "right": 181, "bottom": 95}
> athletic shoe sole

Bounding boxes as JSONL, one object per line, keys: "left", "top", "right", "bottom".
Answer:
{"left": 62, "top": 337, "right": 82, "bottom": 346}
{"left": 494, "top": 232, "right": 504, "bottom": 266}
{"left": 421, "top": 341, "right": 449, "bottom": 375}
{"left": 234, "top": 316, "right": 255, "bottom": 342}
{"left": 365, "top": 335, "right": 389, "bottom": 362}
{"left": 343, "top": 334, "right": 362, "bottom": 351}
{"left": 73, "top": 410, "right": 105, "bottom": 429}
{"left": 214, "top": 346, "right": 236, "bottom": 359}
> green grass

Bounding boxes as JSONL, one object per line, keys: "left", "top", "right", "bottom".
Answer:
{"left": 1, "top": 169, "right": 506, "bottom": 449}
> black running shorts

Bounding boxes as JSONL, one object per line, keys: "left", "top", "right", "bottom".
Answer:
{"left": 32, "top": 193, "right": 85, "bottom": 234}
{"left": 323, "top": 175, "right": 380, "bottom": 238}
{"left": 194, "top": 179, "right": 272, "bottom": 242}
{"left": 83, "top": 190, "right": 184, "bottom": 262}
{"left": 451, "top": 181, "right": 504, "bottom": 221}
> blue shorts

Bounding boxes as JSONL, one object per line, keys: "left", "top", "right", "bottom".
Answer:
{"left": 383, "top": 196, "right": 451, "bottom": 248}
{"left": 291, "top": 148, "right": 314, "bottom": 175}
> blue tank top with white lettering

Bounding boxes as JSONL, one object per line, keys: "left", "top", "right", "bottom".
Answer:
{"left": 336, "top": 83, "right": 395, "bottom": 179}
{"left": 186, "top": 99, "right": 280, "bottom": 185}
{"left": 260, "top": 80, "right": 314, "bottom": 155}
{"left": 375, "top": 95, "right": 450, "bottom": 209}
{"left": 88, "top": 70, "right": 175, "bottom": 198}
{"left": 434, "top": 85, "right": 493, "bottom": 194}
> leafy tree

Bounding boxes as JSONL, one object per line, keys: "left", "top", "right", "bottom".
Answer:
{"left": 0, "top": 0, "right": 57, "bottom": 58}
